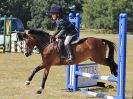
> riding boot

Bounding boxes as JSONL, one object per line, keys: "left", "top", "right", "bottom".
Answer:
{"left": 58, "top": 39, "right": 65, "bottom": 58}
{"left": 65, "top": 45, "right": 74, "bottom": 61}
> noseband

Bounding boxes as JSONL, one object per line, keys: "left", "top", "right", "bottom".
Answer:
{"left": 50, "top": 36, "right": 56, "bottom": 43}
{"left": 24, "top": 35, "right": 33, "bottom": 55}
{"left": 24, "top": 34, "right": 56, "bottom": 54}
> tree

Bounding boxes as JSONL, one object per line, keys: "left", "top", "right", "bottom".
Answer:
{"left": 0, "top": 0, "right": 10, "bottom": 15}
{"left": 27, "top": 0, "right": 49, "bottom": 29}
{"left": 27, "top": 0, "right": 83, "bottom": 29}
{"left": 112, "top": 0, "right": 133, "bottom": 31}
{"left": 9, "top": 0, "right": 32, "bottom": 28}
{"left": 82, "top": 0, "right": 133, "bottom": 32}
{"left": 1, "top": 0, "right": 133, "bottom": 32}
{"left": 82, "top": 0, "right": 114, "bottom": 29}
{"left": 0, "top": 0, "right": 32, "bottom": 28}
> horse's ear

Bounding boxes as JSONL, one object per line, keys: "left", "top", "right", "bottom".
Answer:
{"left": 17, "top": 33, "right": 23, "bottom": 41}
{"left": 23, "top": 33, "right": 28, "bottom": 38}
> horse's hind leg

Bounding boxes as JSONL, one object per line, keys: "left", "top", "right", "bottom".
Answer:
{"left": 95, "top": 58, "right": 118, "bottom": 77}
{"left": 25, "top": 64, "right": 44, "bottom": 85}
{"left": 106, "top": 58, "right": 118, "bottom": 77}
{"left": 91, "top": 46, "right": 117, "bottom": 77}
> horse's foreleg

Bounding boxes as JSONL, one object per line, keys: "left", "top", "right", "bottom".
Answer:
{"left": 25, "top": 64, "right": 44, "bottom": 85}
{"left": 36, "top": 65, "right": 51, "bottom": 94}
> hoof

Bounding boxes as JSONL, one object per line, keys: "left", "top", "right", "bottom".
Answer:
{"left": 36, "top": 87, "right": 43, "bottom": 94}
{"left": 36, "top": 90, "right": 42, "bottom": 94}
{"left": 25, "top": 81, "right": 30, "bottom": 85}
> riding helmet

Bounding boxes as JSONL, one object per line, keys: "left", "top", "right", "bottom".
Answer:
{"left": 50, "top": 5, "right": 62, "bottom": 13}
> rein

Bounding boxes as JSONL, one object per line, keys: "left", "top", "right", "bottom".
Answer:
{"left": 25, "top": 31, "right": 57, "bottom": 53}
{"left": 35, "top": 35, "right": 55, "bottom": 52}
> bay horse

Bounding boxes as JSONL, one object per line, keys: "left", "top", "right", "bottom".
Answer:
{"left": 22, "top": 29, "right": 117, "bottom": 94}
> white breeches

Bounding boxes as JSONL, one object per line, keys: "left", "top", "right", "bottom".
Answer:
{"left": 64, "top": 35, "right": 75, "bottom": 45}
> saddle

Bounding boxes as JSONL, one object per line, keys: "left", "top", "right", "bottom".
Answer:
{"left": 49, "top": 38, "right": 67, "bottom": 56}
{"left": 49, "top": 37, "right": 79, "bottom": 63}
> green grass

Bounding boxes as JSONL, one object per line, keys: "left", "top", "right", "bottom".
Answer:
{"left": 0, "top": 31, "right": 133, "bottom": 99}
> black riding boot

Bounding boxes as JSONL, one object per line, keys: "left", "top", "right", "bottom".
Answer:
{"left": 65, "top": 45, "right": 74, "bottom": 61}
{"left": 58, "top": 39, "right": 65, "bottom": 58}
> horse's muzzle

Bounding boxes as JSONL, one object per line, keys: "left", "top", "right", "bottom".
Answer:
{"left": 24, "top": 49, "right": 32, "bottom": 57}
{"left": 25, "top": 53, "right": 31, "bottom": 57}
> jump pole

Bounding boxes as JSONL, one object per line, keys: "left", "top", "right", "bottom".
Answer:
{"left": 117, "top": 13, "right": 127, "bottom": 99}
{"left": 66, "top": 13, "right": 80, "bottom": 90}
{"left": 9, "top": 15, "right": 12, "bottom": 52}
{"left": 3, "top": 15, "right": 7, "bottom": 52}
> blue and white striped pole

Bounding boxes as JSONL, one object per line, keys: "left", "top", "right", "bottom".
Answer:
{"left": 117, "top": 13, "right": 127, "bottom": 99}
{"left": 66, "top": 13, "right": 80, "bottom": 90}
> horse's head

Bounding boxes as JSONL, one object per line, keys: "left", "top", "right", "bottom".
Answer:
{"left": 22, "top": 32, "right": 35, "bottom": 57}
{"left": 22, "top": 29, "right": 55, "bottom": 57}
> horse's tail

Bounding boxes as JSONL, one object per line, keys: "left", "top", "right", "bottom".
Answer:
{"left": 101, "top": 39, "right": 116, "bottom": 60}
{"left": 101, "top": 39, "right": 118, "bottom": 77}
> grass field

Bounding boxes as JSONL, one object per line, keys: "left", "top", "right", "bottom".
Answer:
{"left": 0, "top": 31, "right": 133, "bottom": 99}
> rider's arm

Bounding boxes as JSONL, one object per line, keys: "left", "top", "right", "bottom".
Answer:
{"left": 55, "top": 19, "right": 70, "bottom": 37}
{"left": 53, "top": 27, "right": 61, "bottom": 36}
{"left": 56, "top": 29, "right": 66, "bottom": 37}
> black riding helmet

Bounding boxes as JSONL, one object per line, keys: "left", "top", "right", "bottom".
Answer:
{"left": 50, "top": 5, "right": 62, "bottom": 14}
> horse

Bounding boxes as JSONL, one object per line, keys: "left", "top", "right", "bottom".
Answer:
{"left": 22, "top": 29, "right": 117, "bottom": 94}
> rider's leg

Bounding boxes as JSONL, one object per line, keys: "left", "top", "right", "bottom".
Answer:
{"left": 56, "top": 38, "right": 65, "bottom": 57}
{"left": 64, "top": 35, "right": 74, "bottom": 61}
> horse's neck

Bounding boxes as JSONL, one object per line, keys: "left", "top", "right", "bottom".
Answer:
{"left": 35, "top": 36, "right": 50, "bottom": 52}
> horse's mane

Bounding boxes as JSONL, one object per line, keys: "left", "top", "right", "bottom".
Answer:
{"left": 28, "top": 29, "right": 50, "bottom": 37}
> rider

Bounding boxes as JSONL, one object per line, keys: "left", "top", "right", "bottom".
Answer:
{"left": 49, "top": 5, "right": 78, "bottom": 62}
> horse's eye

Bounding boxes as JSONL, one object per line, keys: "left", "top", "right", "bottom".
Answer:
{"left": 26, "top": 42, "right": 30, "bottom": 46}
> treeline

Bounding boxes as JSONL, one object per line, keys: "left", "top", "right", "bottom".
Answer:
{"left": 82, "top": 0, "right": 133, "bottom": 32}
{"left": 0, "top": 0, "right": 32, "bottom": 28}
{"left": 0, "top": 0, "right": 133, "bottom": 32}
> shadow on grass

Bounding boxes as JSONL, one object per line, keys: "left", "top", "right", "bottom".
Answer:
{"left": 61, "top": 82, "right": 116, "bottom": 93}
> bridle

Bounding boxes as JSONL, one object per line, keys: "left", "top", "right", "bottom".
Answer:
{"left": 24, "top": 34, "right": 56, "bottom": 56}
{"left": 50, "top": 36, "right": 56, "bottom": 44}
{"left": 24, "top": 35, "right": 33, "bottom": 56}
